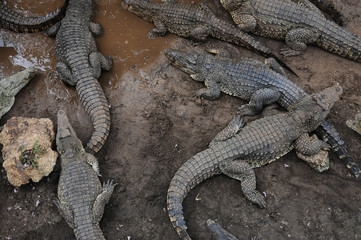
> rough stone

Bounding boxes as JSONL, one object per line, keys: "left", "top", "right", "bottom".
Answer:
{"left": 0, "top": 117, "right": 57, "bottom": 187}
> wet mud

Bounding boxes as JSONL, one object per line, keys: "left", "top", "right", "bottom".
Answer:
{"left": 0, "top": 0, "right": 361, "bottom": 239}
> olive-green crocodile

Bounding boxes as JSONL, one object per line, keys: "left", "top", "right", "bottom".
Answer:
{"left": 56, "top": 110, "right": 117, "bottom": 240}
{"left": 220, "top": 0, "right": 361, "bottom": 62}
{"left": 0, "top": 67, "right": 36, "bottom": 119}
{"left": 167, "top": 86, "right": 342, "bottom": 240}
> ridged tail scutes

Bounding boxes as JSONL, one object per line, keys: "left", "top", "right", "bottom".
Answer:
{"left": 167, "top": 149, "right": 221, "bottom": 239}
{"left": 76, "top": 77, "right": 110, "bottom": 154}
{"left": 319, "top": 22, "right": 361, "bottom": 62}
{"left": 0, "top": 0, "right": 69, "bottom": 33}
{"left": 317, "top": 121, "right": 361, "bottom": 180}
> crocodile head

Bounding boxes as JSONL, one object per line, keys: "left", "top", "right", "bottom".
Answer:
{"left": 293, "top": 85, "right": 343, "bottom": 131}
{"left": 0, "top": 67, "right": 36, "bottom": 97}
{"left": 121, "top": 0, "right": 158, "bottom": 22}
{"left": 56, "top": 110, "right": 84, "bottom": 156}
{"left": 0, "top": 67, "right": 36, "bottom": 119}
{"left": 165, "top": 48, "right": 211, "bottom": 81}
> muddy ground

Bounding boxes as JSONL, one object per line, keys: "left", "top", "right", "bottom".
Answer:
{"left": 0, "top": 0, "right": 361, "bottom": 239}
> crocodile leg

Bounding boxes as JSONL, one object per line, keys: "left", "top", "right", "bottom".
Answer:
{"left": 295, "top": 133, "right": 330, "bottom": 156}
{"left": 89, "top": 52, "right": 113, "bottom": 79}
{"left": 196, "top": 77, "right": 221, "bottom": 100}
{"left": 265, "top": 58, "right": 287, "bottom": 77}
{"left": 232, "top": 13, "right": 257, "bottom": 32}
{"left": 209, "top": 116, "right": 244, "bottom": 147}
{"left": 89, "top": 22, "right": 103, "bottom": 36}
{"left": 281, "top": 28, "right": 319, "bottom": 56}
{"left": 220, "top": 160, "right": 266, "bottom": 208}
{"left": 237, "top": 88, "right": 281, "bottom": 117}
{"left": 148, "top": 19, "right": 167, "bottom": 38}
{"left": 190, "top": 25, "right": 211, "bottom": 41}
{"left": 55, "top": 199, "right": 75, "bottom": 228}
{"left": 92, "top": 180, "right": 117, "bottom": 223}
{"left": 56, "top": 62, "right": 76, "bottom": 86}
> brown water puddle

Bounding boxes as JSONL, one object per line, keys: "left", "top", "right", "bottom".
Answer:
{"left": 0, "top": 0, "right": 181, "bottom": 110}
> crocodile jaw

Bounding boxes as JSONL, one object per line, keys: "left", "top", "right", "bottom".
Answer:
{"left": 0, "top": 67, "right": 36, "bottom": 97}
{"left": 56, "top": 110, "right": 83, "bottom": 155}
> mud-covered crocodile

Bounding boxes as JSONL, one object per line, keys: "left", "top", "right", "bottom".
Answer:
{"left": 0, "top": 0, "right": 69, "bottom": 33}
{"left": 167, "top": 85, "right": 342, "bottom": 239}
{"left": 47, "top": 0, "right": 113, "bottom": 154}
{"left": 0, "top": 67, "right": 36, "bottom": 119}
{"left": 165, "top": 48, "right": 361, "bottom": 179}
{"left": 56, "top": 110, "right": 117, "bottom": 240}
{"left": 219, "top": 0, "right": 361, "bottom": 62}
{"left": 120, "top": 0, "right": 273, "bottom": 57}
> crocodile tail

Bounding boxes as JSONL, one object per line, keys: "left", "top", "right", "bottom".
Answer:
{"left": 213, "top": 23, "right": 272, "bottom": 57}
{"left": 211, "top": 21, "right": 298, "bottom": 76}
{"left": 207, "top": 219, "right": 239, "bottom": 240}
{"left": 0, "top": 0, "right": 69, "bottom": 33}
{"left": 318, "top": 21, "right": 361, "bottom": 62}
{"left": 76, "top": 77, "right": 110, "bottom": 154}
{"left": 167, "top": 149, "right": 221, "bottom": 239}
{"left": 316, "top": 120, "right": 361, "bottom": 179}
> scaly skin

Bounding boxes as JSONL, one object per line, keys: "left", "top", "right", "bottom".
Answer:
{"left": 220, "top": 0, "right": 361, "bottom": 62}
{"left": 0, "top": 0, "right": 68, "bottom": 33}
{"left": 47, "top": 0, "right": 113, "bottom": 154}
{"left": 167, "top": 86, "right": 342, "bottom": 240}
{"left": 207, "top": 219, "right": 259, "bottom": 240}
{"left": 56, "top": 110, "right": 116, "bottom": 240}
{"left": 346, "top": 113, "right": 361, "bottom": 136}
{"left": 0, "top": 67, "right": 36, "bottom": 119}
{"left": 120, "top": 0, "right": 272, "bottom": 57}
{"left": 165, "top": 48, "right": 361, "bottom": 179}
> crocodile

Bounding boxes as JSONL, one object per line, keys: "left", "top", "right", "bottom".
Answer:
{"left": 346, "top": 113, "right": 361, "bottom": 136}
{"left": 56, "top": 110, "right": 117, "bottom": 240}
{"left": 167, "top": 85, "right": 342, "bottom": 240}
{"left": 207, "top": 219, "right": 259, "bottom": 240}
{"left": 0, "top": 67, "right": 36, "bottom": 119}
{"left": 219, "top": 0, "right": 361, "bottom": 62}
{"left": 0, "top": 0, "right": 69, "bottom": 33}
{"left": 165, "top": 48, "right": 361, "bottom": 179}
{"left": 120, "top": 0, "right": 273, "bottom": 57}
{"left": 46, "top": 0, "right": 113, "bottom": 154}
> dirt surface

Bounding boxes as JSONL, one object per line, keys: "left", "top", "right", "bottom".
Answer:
{"left": 0, "top": 0, "right": 361, "bottom": 239}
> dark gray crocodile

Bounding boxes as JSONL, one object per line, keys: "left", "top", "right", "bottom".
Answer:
{"left": 0, "top": 67, "right": 36, "bottom": 119}
{"left": 165, "top": 48, "right": 361, "bottom": 179}
{"left": 219, "top": 0, "right": 361, "bottom": 62}
{"left": 56, "top": 110, "right": 117, "bottom": 240}
{"left": 46, "top": 0, "right": 113, "bottom": 154}
{"left": 120, "top": 0, "right": 272, "bottom": 57}
{"left": 207, "top": 219, "right": 259, "bottom": 240}
{"left": 0, "top": 0, "right": 68, "bottom": 33}
{"left": 167, "top": 86, "right": 342, "bottom": 239}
